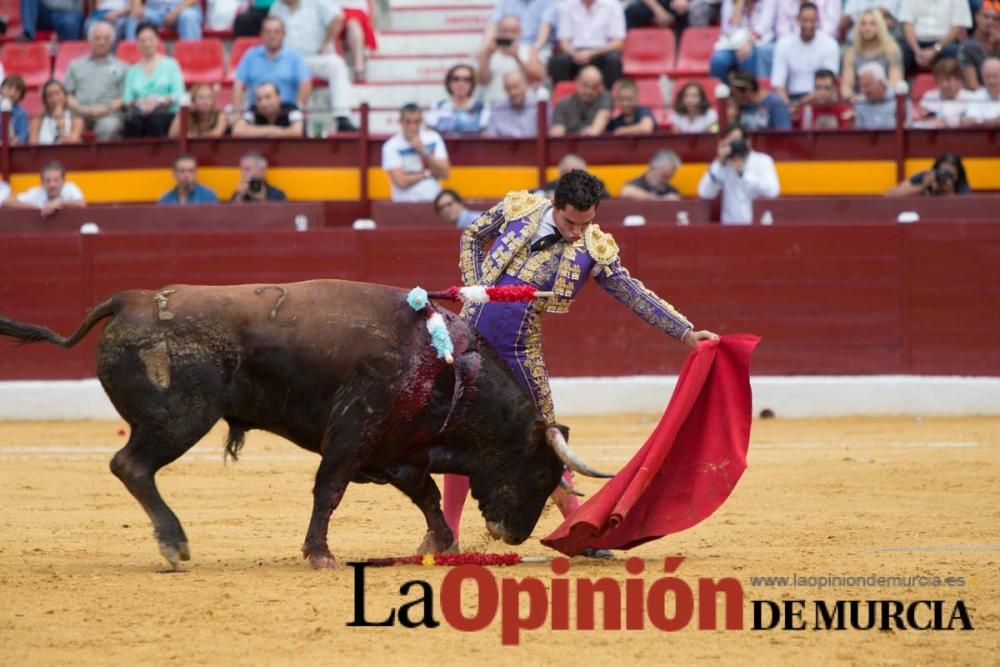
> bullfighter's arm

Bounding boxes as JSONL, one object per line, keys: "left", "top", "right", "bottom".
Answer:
{"left": 586, "top": 226, "right": 693, "bottom": 341}
{"left": 459, "top": 204, "right": 507, "bottom": 285}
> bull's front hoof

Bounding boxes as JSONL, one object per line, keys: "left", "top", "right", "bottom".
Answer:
{"left": 307, "top": 553, "right": 338, "bottom": 569}
{"left": 416, "top": 531, "right": 458, "bottom": 555}
{"left": 158, "top": 541, "right": 188, "bottom": 569}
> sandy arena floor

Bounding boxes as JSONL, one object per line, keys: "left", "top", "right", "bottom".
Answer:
{"left": 1, "top": 415, "right": 998, "bottom": 666}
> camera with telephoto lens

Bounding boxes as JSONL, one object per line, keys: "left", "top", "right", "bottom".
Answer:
{"left": 495, "top": 37, "right": 514, "bottom": 47}
{"left": 933, "top": 167, "right": 955, "bottom": 184}
{"left": 248, "top": 177, "right": 265, "bottom": 193}
{"left": 727, "top": 139, "right": 750, "bottom": 160}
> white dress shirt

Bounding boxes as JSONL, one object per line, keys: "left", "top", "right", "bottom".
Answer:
{"left": 771, "top": 31, "right": 841, "bottom": 96}
{"left": 16, "top": 182, "right": 86, "bottom": 208}
{"left": 697, "top": 151, "right": 781, "bottom": 225}
{"left": 556, "top": 0, "right": 626, "bottom": 50}
{"left": 897, "top": 0, "right": 972, "bottom": 42}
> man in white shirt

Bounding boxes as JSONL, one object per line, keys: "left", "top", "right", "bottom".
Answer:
{"left": 775, "top": 0, "right": 840, "bottom": 39}
{"left": 897, "top": 0, "right": 972, "bottom": 76}
{"left": 771, "top": 2, "right": 840, "bottom": 109}
{"left": 697, "top": 126, "right": 780, "bottom": 225}
{"left": 549, "top": 0, "right": 626, "bottom": 88}
{"left": 965, "top": 57, "right": 1000, "bottom": 127}
{"left": 269, "top": 0, "right": 357, "bottom": 131}
{"left": 917, "top": 57, "right": 978, "bottom": 128}
{"left": 381, "top": 104, "right": 451, "bottom": 202}
{"left": 3, "top": 161, "right": 86, "bottom": 218}
{"left": 478, "top": 15, "right": 545, "bottom": 105}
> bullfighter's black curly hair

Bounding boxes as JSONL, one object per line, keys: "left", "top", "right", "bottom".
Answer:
{"left": 554, "top": 169, "right": 604, "bottom": 212}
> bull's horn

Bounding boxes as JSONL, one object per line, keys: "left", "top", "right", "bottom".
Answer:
{"left": 546, "top": 427, "right": 614, "bottom": 478}
{"left": 558, "top": 476, "right": 585, "bottom": 497}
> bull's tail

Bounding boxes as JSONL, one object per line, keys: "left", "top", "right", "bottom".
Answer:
{"left": 0, "top": 297, "right": 120, "bottom": 349}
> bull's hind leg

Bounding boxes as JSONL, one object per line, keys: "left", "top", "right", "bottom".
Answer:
{"left": 386, "top": 467, "right": 456, "bottom": 555}
{"left": 110, "top": 419, "right": 215, "bottom": 568}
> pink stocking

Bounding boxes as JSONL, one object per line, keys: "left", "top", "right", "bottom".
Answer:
{"left": 442, "top": 473, "right": 469, "bottom": 542}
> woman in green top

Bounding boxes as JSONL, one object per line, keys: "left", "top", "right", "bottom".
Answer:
{"left": 123, "top": 22, "right": 185, "bottom": 137}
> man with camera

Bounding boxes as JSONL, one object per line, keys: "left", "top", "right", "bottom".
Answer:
{"left": 478, "top": 15, "right": 545, "bottom": 105}
{"left": 231, "top": 151, "right": 288, "bottom": 203}
{"left": 697, "top": 125, "right": 780, "bottom": 224}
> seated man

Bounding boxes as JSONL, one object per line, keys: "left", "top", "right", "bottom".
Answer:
{"left": 728, "top": 70, "right": 792, "bottom": 130}
{"left": 624, "top": 0, "right": 690, "bottom": 33}
{"left": 550, "top": 65, "right": 613, "bottom": 136}
{"left": 65, "top": 20, "right": 127, "bottom": 141}
{"left": 854, "top": 61, "right": 906, "bottom": 129}
{"left": 770, "top": 2, "right": 841, "bottom": 112}
{"left": 231, "top": 151, "right": 288, "bottom": 202}
{"left": 538, "top": 153, "right": 610, "bottom": 199}
{"left": 898, "top": 0, "right": 972, "bottom": 76}
{"left": 269, "top": 0, "right": 357, "bottom": 131}
{"left": 549, "top": 0, "right": 625, "bottom": 88}
{"left": 3, "top": 161, "right": 86, "bottom": 218}
{"left": 232, "top": 82, "right": 305, "bottom": 137}
{"left": 158, "top": 155, "right": 219, "bottom": 205}
{"left": 958, "top": 1, "right": 999, "bottom": 88}
{"left": 381, "top": 104, "right": 451, "bottom": 203}
{"left": 478, "top": 15, "right": 545, "bottom": 105}
{"left": 483, "top": 0, "right": 556, "bottom": 53}
{"left": 917, "top": 57, "right": 978, "bottom": 127}
{"left": 798, "top": 69, "right": 853, "bottom": 129}
{"left": 126, "top": 0, "right": 203, "bottom": 40}
{"left": 484, "top": 71, "right": 539, "bottom": 138}
{"left": 233, "top": 17, "right": 311, "bottom": 122}
{"left": 964, "top": 57, "right": 1000, "bottom": 127}
{"left": 433, "top": 189, "right": 481, "bottom": 228}
{"left": 620, "top": 150, "right": 682, "bottom": 200}
{"left": 607, "top": 77, "right": 657, "bottom": 135}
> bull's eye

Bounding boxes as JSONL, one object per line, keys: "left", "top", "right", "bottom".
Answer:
{"left": 535, "top": 469, "right": 551, "bottom": 487}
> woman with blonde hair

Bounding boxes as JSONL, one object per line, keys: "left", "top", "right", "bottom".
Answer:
{"left": 840, "top": 9, "right": 903, "bottom": 100}
{"left": 168, "top": 84, "right": 228, "bottom": 138}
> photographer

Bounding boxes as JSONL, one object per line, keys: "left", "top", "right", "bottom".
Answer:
{"left": 478, "top": 15, "right": 545, "bottom": 105}
{"left": 697, "top": 125, "right": 780, "bottom": 224}
{"left": 230, "top": 151, "right": 288, "bottom": 203}
{"left": 887, "top": 153, "right": 971, "bottom": 197}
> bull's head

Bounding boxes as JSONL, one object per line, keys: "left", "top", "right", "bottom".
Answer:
{"left": 471, "top": 419, "right": 613, "bottom": 545}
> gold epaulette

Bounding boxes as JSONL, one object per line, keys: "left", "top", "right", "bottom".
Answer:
{"left": 502, "top": 190, "right": 548, "bottom": 221}
{"left": 584, "top": 224, "right": 619, "bottom": 265}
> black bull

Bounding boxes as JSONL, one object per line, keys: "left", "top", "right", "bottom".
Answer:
{"left": 0, "top": 279, "right": 609, "bottom": 568}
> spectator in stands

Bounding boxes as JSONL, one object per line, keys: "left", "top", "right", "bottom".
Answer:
{"left": 672, "top": 80, "right": 719, "bottom": 133}
{"left": 550, "top": 0, "right": 626, "bottom": 89}
{"left": 620, "top": 150, "right": 682, "bottom": 200}
{"left": 964, "top": 57, "right": 1000, "bottom": 126}
{"left": 337, "top": 0, "right": 378, "bottom": 81}
{"left": 30, "top": 80, "right": 84, "bottom": 144}
{"left": 126, "top": 0, "right": 202, "bottom": 41}
{"left": 269, "top": 0, "right": 358, "bottom": 132}
{"left": 917, "top": 57, "right": 978, "bottom": 127}
{"left": 799, "top": 69, "right": 853, "bottom": 128}
{"left": 887, "top": 152, "right": 971, "bottom": 196}
{"left": 0, "top": 75, "right": 29, "bottom": 145}
{"left": 775, "top": 0, "right": 839, "bottom": 39}
{"left": 853, "top": 61, "right": 905, "bottom": 128}
{"left": 840, "top": 9, "right": 904, "bottom": 101}
{"left": 234, "top": 0, "right": 275, "bottom": 38}
{"left": 709, "top": 0, "right": 779, "bottom": 81}
{"left": 537, "top": 153, "right": 611, "bottom": 199}
{"left": 122, "top": 23, "right": 184, "bottom": 137}
{"left": 86, "top": 0, "right": 129, "bottom": 41}
{"left": 65, "top": 20, "right": 126, "bottom": 141}
{"left": 233, "top": 81, "right": 304, "bottom": 137}
{"left": 484, "top": 0, "right": 556, "bottom": 56}
{"left": 624, "top": 0, "right": 690, "bottom": 34}
{"left": 770, "top": 2, "right": 840, "bottom": 112}
{"left": 233, "top": 17, "right": 310, "bottom": 117}
{"left": 608, "top": 78, "right": 657, "bottom": 135}
{"left": 3, "top": 161, "right": 86, "bottom": 217}
{"left": 19, "top": 0, "right": 84, "bottom": 41}
{"left": 697, "top": 124, "right": 780, "bottom": 224}
{"left": 959, "top": 1, "right": 1000, "bottom": 88}
{"left": 381, "top": 103, "right": 450, "bottom": 203}
{"left": 478, "top": 15, "right": 545, "bottom": 106}
{"left": 898, "top": 0, "right": 972, "bottom": 76}
{"left": 158, "top": 154, "right": 219, "bottom": 205}
{"left": 839, "top": 1, "right": 900, "bottom": 42}
{"left": 0, "top": 180, "right": 9, "bottom": 206}
{"left": 231, "top": 151, "right": 287, "bottom": 202}
{"left": 168, "top": 83, "right": 229, "bottom": 137}
{"left": 433, "top": 189, "right": 481, "bottom": 229}
{"left": 484, "top": 70, "right": 539, "bottom": 138}
{"left": 727, "top": 69, "right": 792, "bottom": 129}
{"left": 550, "top": 65, "right": 613, "bottom": 136}
{"left": 429, "top": 64, "right": 490, "bottom": 135}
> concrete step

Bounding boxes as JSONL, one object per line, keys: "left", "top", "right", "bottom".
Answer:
{"left": 385, "top": 4, "right": 492, "bottom": 31}
{"left": 366, "top": 54, "right": 476, "bottom": 83}
{"left": 356, "top": 81, "right": 444, "bottom": 109}
{"left": 376, "top": 29, "right": 484, "bottom": 56}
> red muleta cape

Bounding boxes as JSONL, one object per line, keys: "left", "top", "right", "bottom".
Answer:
{"left": 541, "top": 334, "right": 760, "bottom": 555}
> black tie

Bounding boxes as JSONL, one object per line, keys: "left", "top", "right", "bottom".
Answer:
{"left": 531, "top": 232, "right": 563, "bottom": 252}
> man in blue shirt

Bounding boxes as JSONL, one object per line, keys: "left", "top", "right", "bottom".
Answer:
{"left": 158, "top": 155, "right": 219, "bottom": 205}
{"left": 232, "top": 15, "right": 311, "bottom": 113}
{"left": 486, "top": 0, "right": 557, "bottom": 50}
{"left": 729, "top": 69, "right": 792, "bottom": 130}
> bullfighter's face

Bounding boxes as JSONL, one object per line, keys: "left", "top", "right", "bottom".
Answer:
{"left": 553, "top": 203, "right": 597, "bottom": 243}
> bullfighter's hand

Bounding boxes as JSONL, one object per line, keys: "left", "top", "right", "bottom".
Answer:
{"left": 682, "top": 329, "right": 720, "bottom": 348}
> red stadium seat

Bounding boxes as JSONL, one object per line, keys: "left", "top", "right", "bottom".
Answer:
{"left": 622, "top": 28, "right": 676, "bottom": 78}
{"left": 19, "top": 87, "right": 43, "bottom": 116}
{"left": 53, "top": 40, "right": 90, "bottom": 81}
{"left": 0, "top": 42, "right": 51, "bottom": 88}
{"left": 551, "top": 80, "right": 576, "bottom": 106}
{"left": 227, "top": 37, "right": 262, "bottom": 81}
{"left": 115, "top": 39, "right": 167, "bottom": 65}
{"left": 911, "top": 73, "right": 936, "bottom": 102}
{"left": 0, "top": 0, "right": 22, "bottom": 41}
{"left": 672, "top": 26, "right": 720, "bottom": 76}
{"left": 173, "top": 39, "right": 225, "bottom": 85}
